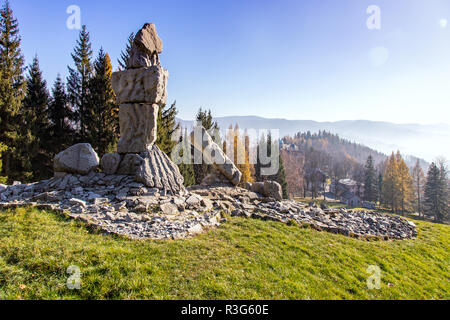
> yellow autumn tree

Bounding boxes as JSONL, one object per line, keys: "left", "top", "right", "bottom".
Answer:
{"left": 229, "top": 124, "right": 253, "bottom": 185}
{"left": 381, "top": 151, "right": 414, "bottom": 214}
{"left": 396, "top": 151, "right": 414, "bottom": 214}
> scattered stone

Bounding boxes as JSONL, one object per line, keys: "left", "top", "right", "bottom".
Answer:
{"left": 160, "top": 202, "right": 179, "bottom": 215}
{"left": 69, "top": 198, "right": 87, "bottom": 208}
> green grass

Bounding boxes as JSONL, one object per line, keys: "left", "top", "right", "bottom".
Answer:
{"left": 0, "top": 207, "right": 449, "bottom": 300}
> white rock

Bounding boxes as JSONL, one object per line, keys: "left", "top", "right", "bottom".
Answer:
{"left": 54, "top": 143, "right": 99, "bottom": 175}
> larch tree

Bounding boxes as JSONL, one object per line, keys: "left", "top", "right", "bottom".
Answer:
{"left": 86, "top": 49, "right": 118, "bottom": 156}
{"left": 412, "top": 159, "right": 425, "bottom": 216}
{"left": 232, "top": 125, "right": 252, "bottom": 185}
{"left": 0, "top": 0, "right": 26, "bottom": 180}
{"left": 396, "top": 151, "right": 414, "bottom": 215}
{"left": 67, "top": 25, "right": 93, "bottom": 141}
{"left": 381, "top": 153, "right": 399, "bottom": 212}
{"left": 21, "top": 55, "right": 51, "bottom": 180}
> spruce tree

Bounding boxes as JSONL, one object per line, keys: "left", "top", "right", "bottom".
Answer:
{"left": 177, "top": 127, "right": 195, "bottom": 187}
{"left": 424, "top": 163, "right": 441, "bottom": 221}
{"left": 48, "top": 75, "right": 75, "bottom": 154}
{"left": 118, "top": 32, "right": 134, "bottom": 70}
{"left": 156, "top": 101, "right": 179, "bottom": 155}
{"left": 363, "top": 155, "right": 377, "bottom": 202}
{"left": 260, "top": 131, "right": 289, "bottom": 199}
{"left": 193, "top": 108, "right": 219, "bottom": 184}
{"left": 0, "top": 0, "right": 26, "bottom": 179}
{"left": 86, "top": 49, "right": 118, "bottom": 156}
{"left": 21, "top": 55, "right": 51, "bottom": 179}
{"left": 67, "top": 25, "right": 93, "bottom": 141}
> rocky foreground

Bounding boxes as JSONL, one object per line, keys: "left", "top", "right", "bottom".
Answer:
{"left": 0, "top": 173, "right": 417, "bottom": 241}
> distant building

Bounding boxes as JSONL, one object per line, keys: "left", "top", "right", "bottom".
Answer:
{"left": 330, "top": 178, "right": 364, "bottom": 198}
{"left": 341, "top": 191, "right": 361, "bottom": 207}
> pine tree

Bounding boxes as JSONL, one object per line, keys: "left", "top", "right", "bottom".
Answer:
{"left": 177, "top": 127, "right": 195, "bottom": 187}
{"left": 118, "top": 32, "right": 134, "bottom": 70}
{"left": 277, "top": 154, "right": 289, "bottom": 199}
{"left": 254, "top": 133, "right": 266, "bottom": 182}
{"left": 426, "top": 159, "right": 450, "bottom": 222}
{"left": 412, "top": 159, "right": 425, "bottom": 216}
{"left": 85, "top": 49, "right": 118, "bottom": 156}
{"left": 67, "top": 25, "right": 93, "bottom": 141}
{"left": 21, "top": 55, "right": 51, "bottom": 180}
{"left": 424, "top": 163, "right": 442, "bottom": 221}
{"left": 0, "top": 0, "right": 26, "bottom": 180}
{"left": 258, "top": 131, "right": 289, "bottom": 199}
{"left": 363, "top": 155, "right": 377, "bottom": 202}
{"left": 156, "top": 102, "right": 179, "bottom": 155}
{"left": 193, "top": 108, "right": 219, "bottom": 184}
{"left": 437, "top": 160, "right": 449, "bottom": 222}
{"left": 48, "top": 75, "right": 75, "bottom": 156}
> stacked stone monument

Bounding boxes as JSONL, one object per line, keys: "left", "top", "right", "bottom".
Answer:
{"left": 102, "top": 23, "right": 185, "bottom": 194}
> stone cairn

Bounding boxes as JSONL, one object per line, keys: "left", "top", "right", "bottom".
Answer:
{"left": 104, "top": 23, "right": 184, "bottom": 194}
{"left": 0, "top": 23, "right": 418, "bottom": 241}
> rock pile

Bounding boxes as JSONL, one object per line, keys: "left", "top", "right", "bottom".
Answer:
{"left": 189, "top": 185, "right": 418, "bottom": 240}
{"left": 0, "top": 179, "right": 417, "bottom": 240}
{"left": 0, "top": 173, "right": 222, "bottom": 240}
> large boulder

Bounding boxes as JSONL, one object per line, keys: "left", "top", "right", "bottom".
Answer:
{"left": 190, "top": 126, "right": 242, "bottom": 186}
{"left": 263, "top": 181, "right": 283, "bottom": 201}
{"left": 116, "top": 103, "right": 159, "bottom": 153}
{"left": 246, "top": 181, "right": 283, "bottom": 201}
{"left": 54, "top": 143, "right": 99, "bottom": 175}
{"left": 111, "top": 66, "right": 168, "bottom": 105}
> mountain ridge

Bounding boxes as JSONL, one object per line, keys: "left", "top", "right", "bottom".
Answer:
{"left": 176, "top": 116, "right": 450, "bottom": 163}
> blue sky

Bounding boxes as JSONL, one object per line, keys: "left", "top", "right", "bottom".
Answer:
{"left": 10, "top": 0, "right": 450, "bottom": 124}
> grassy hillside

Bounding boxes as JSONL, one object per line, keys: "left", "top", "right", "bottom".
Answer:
{"left": 0, "top": 207, "right": 448, "bottom": 300}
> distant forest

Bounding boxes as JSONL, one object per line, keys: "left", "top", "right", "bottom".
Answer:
{"left": 280, "top": 131, "right": 427, "bottom": 198}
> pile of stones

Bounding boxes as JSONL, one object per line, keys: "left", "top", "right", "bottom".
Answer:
{"left": 189, "top": 185, "right": 418, "bottom": 240}
{"left": 0, "top": 172, "right": 222, "bottom": 240}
